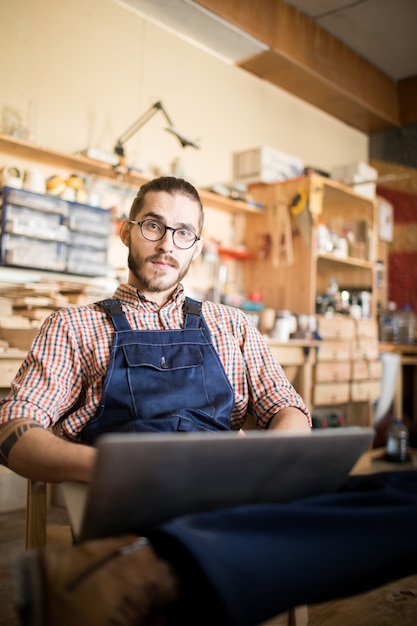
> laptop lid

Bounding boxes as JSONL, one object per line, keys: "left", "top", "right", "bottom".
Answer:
{"left": 75, "top": 427, "right": 372, "bottom": 541}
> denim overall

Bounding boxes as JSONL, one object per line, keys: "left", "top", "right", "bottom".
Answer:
{"left": 81, "top": 298, "right": 234, "bottom": 445}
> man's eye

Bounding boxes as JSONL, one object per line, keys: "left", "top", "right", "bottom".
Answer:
{"left": 148, "top": 221, "right": 162, "bottom": 231}
{"left": 178, "top": 229, "right": 192, "bottom": 238}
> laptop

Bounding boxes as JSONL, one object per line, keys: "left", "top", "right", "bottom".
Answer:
{"left": 63, "top": 427, "right": 373, "bottom": 542}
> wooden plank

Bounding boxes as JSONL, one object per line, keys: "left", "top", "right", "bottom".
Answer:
{"left": 399, "top": 75, "right": 417, "bottom": 125}
{"left": 194, "top": 0, "right": 402, "bottom": 133}
{"left": 239, "top": 49, "right": 398, "bottom": 134}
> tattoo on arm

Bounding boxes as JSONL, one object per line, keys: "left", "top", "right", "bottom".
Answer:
{"left": 0, "top": 421, "right": 42, "bottom": 467}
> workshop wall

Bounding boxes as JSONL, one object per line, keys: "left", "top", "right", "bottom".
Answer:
{"left": 0, "top": 0, "right": 369, "bottom": 189}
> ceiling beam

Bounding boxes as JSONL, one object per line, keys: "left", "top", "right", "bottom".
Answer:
{"left": 193, "top": 0, "right": 417, "bottom": 134}
{"left": 399, "top": 76, "right": 417, "bottom": 126}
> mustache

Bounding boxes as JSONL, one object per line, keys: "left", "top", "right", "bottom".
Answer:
{"left": 146, "top": 254, "right": 179, "bottom": 268}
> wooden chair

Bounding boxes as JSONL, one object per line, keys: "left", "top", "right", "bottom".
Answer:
{"left": 25, "top": 479, "right": 48, "bottom": 549}
{"left": 25, "top": 479, "right": 73, "bottom": 549}
{"left": 25, "top": 478, "right": 308, "bottom": 625}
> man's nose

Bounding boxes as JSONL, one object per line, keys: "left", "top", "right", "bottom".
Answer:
{"left": 157, "top": 229, "right": 175, "bottom": 250}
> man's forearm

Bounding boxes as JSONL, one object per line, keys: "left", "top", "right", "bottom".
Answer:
{"left": 268, "top": 407, "right": 311, "bottom": 431}
{"left": 0, "top": 419, "right": 96, "bottom": 483}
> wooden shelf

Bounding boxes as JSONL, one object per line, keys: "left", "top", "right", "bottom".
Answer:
{"left": 0, "top": 134, "right": 262, "bottom": 215}
{"left": 309, "top": 174, "right": 377, "bottom": 209}
{"left": 0, "top": 133, "right": 131, "bottom": 180}
{"left": 317, "top": 254, "right": 374, "bottom": 270}
{"left": 218, "top": 246, "right": 255, "bottom": 260}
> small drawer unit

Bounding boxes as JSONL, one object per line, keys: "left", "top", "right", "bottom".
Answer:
{"left": 0, "top": 187, "right": 69, "bottom": 272}
{"left": 2, "top": 234, "right": 66, "bottom": 271}
{"left": 66, "top": 245, "right": 108, "bottom": 276}
{"left": 0, "top": 187, "right": 111, "bottom": 276}
{"left": 316, "top": 340, "right": 351, "bottom": 362}
{"left": 316, "top": 315, "right": 356, "bottom": 341}
{"left": 66, "top": 202, "right": 110, "bottom": 276}
{"left": 350, "top": 379, "right": 382, "bottom": 402}
{"left": 67, "top": 202, "right": 111, "bottom": 237}
{"left": 312, "top": 314, "right": 382, "bottom": 427}
{"left": 313, "top": 382, "right": 350, "bottom": 405}
{"left": 315, "top": 361, "right": 351, "bottom": 383}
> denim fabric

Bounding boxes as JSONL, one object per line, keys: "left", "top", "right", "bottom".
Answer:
{"left": 82, "top": 298, "right": 234, "bottom": 444}
{"left": 154, "top": 471, "right": 417, "bottom": 626}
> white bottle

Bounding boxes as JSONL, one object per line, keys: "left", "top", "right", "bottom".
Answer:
{"left": 317, "top": 220, "right": 330, "bottom": 254}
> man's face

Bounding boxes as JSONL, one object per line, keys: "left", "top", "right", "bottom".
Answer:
{"left": 120, "top": 191, "right": 203, "bottom": 304}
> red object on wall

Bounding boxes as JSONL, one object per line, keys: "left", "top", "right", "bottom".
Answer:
{"left": 388, "top": 252, "right": 417, "bottom": 311}
{"left": 377, "top": 185, "right": 417, "bottom": 312}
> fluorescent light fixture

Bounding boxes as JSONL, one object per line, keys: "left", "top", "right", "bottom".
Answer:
{"left": 112, "top": 0, "right": 268, "bottom": 62}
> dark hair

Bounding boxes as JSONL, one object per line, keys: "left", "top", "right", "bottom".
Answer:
{"left": 129, "top": 176, "right": 204, "bottom": 234}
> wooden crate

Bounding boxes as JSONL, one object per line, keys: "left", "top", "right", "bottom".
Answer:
{"left": 316, "top": 315, "right": 356, "bottom": 340}
{"left": 316, "top": 341, "right": 351, "bottom": 361}
{"left": 315, "top": 361, "right": 351, "bottom": 382}
{"left": 313, "top": 382, "right": 350, "bottom": 405}
{"left": 354, "top": 319, "right": 378, "bottom": 339}
{"left": 350, "top": 380, "right": 382, "bottom": 402}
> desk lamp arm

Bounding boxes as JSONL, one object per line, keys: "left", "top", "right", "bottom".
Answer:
{"left": 114, "top": 100, "right": 198, "bottom": 158}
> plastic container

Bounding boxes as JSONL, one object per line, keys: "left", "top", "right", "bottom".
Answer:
{"left": 393, "top": 304, "right": 415, "bottom": 344}
{"left": 272, "top": 311, "right": 297, "bottom": 342}
{"left": 379, "top": 301, "right": 396, "bottom": 342}
{"left": 317, "top": 220, "right": 331, "bottom": 254}
{"left": 385, "top": 418, "right": 409, "bottom": 463}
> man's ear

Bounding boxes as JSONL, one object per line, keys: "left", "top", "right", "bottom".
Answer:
{"left": 192, "top": 237, "right": 204, "bottom": 261}
{"left": 119, "top": 220, "right": 130, "bottom": 247}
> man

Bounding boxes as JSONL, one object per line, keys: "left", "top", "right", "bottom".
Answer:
{"left": 0, "top": 176, "right": 310, "bottom": 479}
{"left": 1, "top": 177, "right": 417, "bottom": 626}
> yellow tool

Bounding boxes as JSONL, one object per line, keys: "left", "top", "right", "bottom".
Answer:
{"left": 289, "top": 188, "right": 307, "bottom": 216}
{"left": 290, "top": 187, "right": 310, "bottom": 245}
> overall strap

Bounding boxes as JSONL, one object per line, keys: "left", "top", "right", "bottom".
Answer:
{"left": 97, "top": 297, "right": 203, "bottom": 331}
{"left": 96, "top": 299, "right": 132, "bottom": 331}
{"left": 183, "top": 297, "right": 203, "bottom": 329}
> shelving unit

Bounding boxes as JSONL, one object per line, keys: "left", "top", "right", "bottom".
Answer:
{"left": 242, "top": 174, "right": 378, "bottom": 316}
{"left": 243, "top": 175, "right": 380, "bottom": 425}
{"left": 0, "top": 186, "right": 110, "bottom": 276}
{"left": 0, "top": 134, "right": 261, "bottom": 216}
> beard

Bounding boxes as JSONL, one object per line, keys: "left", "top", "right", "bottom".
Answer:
{"left": 127, "top": 248, "right": 193, "bottom": 293}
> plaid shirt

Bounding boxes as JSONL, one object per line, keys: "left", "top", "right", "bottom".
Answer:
{"left": 0, "top": 283, "right": 310, "bottom": 440}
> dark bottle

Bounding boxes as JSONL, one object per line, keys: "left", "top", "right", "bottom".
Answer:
{"left": 385, "top": 418, "right": 409, "bottom": 462}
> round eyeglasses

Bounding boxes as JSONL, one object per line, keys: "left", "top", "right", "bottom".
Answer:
{"left": 128, "top": 219, "right": 200, "bottom": 250}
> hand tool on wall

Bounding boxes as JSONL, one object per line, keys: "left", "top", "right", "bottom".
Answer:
{"left": 268, "top": 196, "right": 294, "bottom": 268}
{"left": 290, "top": 188, "right": 311, "bottom": 246}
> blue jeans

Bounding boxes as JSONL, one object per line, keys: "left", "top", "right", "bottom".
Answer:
{"left": 150, "top": 471, "right": 417, "bottom": 626}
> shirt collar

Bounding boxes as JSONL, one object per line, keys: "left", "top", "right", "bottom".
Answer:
{"left": 113, "top": 283, "right": 186, "bottom": 310}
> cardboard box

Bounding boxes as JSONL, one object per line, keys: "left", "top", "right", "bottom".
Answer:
{"left": 233, "top": 146, "right": 304, "bottom": 184}
{"left": 330, "top": 162, "right": 378, "bottom": 198}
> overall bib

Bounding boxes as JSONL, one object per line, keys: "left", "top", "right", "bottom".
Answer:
{"left": 82, "top": 298, "right": 234, "bottom": 445}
